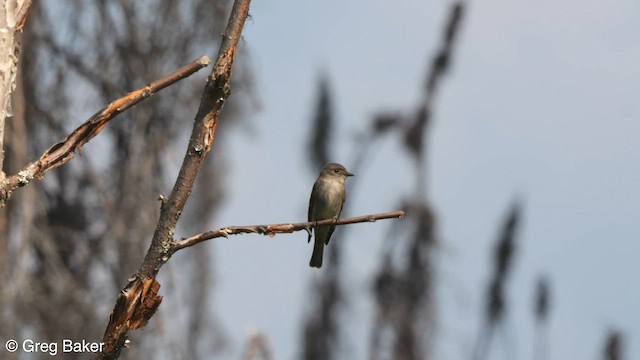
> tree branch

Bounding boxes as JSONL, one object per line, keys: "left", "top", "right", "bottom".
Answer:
{"left": 137, "top": 0, "right": 250, "bottom": 280}
{"left": 0, "top": 56, "right": 211, "bottom": 207}
{"left": 0, "top": 0, "right": 27, "bottom": 185}
{"left": 16, "top": 0, "right": 33, "bottom": 31}
{"left": 172, "top": 210, "right": 406, "bottom": 253}
{"left": 96, "top": 1, "right": 252, "bottom": 358}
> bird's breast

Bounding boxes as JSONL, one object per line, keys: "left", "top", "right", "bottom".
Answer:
{"left": 312, "top": 179, "right": 345, "bottom": 219}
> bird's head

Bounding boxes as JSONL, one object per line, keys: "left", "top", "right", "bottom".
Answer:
{"left": 321, "top": 163, "right": 354, "bottom": 181}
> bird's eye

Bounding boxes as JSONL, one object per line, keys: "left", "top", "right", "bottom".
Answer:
{"left": 334, "top": 169, "right": 339, "bottom": 173}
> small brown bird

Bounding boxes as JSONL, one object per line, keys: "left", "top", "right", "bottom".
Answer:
{"left": 308, "top": 163, "right": 354, "bottom": 268}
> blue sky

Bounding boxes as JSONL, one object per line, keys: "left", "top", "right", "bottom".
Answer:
{"left": 167, "top": 0, "right": 640, "bottom": 359}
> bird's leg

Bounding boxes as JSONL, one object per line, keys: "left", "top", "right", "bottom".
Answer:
{"left": 304, "top": 221, "right": 317, "bottom": 237}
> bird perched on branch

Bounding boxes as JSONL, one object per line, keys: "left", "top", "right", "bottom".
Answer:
{"left": 308, "top": 163, "right": 354, "bottom": 268}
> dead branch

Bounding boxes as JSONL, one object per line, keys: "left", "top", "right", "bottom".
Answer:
{"left": 0, "top": 56, "right": 211, "bottom": 207}
{"left": 16, "top": 0, "right": 33, "bottom": 31}
{"left": 0, "top": 0, "right": 27, "bottom": 183}
{"left": 172, "top": 210, "right": 406, "bottom": 253}
{"left": 242, "top": 330, "right": 275, "bottom": 360}
{"left": 136, "top": 0, "right": 250, "bottom": 280}
{"left": 96, "top": 1, "right": 251, "bottom": 359}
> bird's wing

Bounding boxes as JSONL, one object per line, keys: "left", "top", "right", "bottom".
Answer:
{"left": 325, "top": 226, "right": 336, "bottom": 245}
{"left": 307, "top": 180, "right": 318, "bottom": 243}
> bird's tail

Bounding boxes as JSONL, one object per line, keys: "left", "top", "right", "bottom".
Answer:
{"left": 309, "top": 240, "right": 324, "bottom": 268}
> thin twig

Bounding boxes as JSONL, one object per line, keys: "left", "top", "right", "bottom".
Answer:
{"left": 16, "top": 0, "right": 33, "bottom": 31}
{"left": 172, "top": 210, "right": 406, "bottom": 253}
{"left": 0, "top": 56, "right": 211, "bottom": 207}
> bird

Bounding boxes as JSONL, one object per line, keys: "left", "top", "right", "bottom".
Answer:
{"left": 307, "top": 163, "right": 354, "bottom": 268}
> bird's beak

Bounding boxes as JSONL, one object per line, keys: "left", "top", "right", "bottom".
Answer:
{"left": 346, "top": 171, "right": 354, "bottom": 177}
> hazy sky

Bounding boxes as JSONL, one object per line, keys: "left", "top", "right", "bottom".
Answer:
{"left": 169, "top": 1, "right": 640, "bottom": 359}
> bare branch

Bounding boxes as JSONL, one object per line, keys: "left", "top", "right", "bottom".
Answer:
{"left": 0, "top": 0, "right": 25, "bottom": 182}
{"left": 0, "top": 56, "right": 211, "bottom": 207}
{"left": 136, "top": 0, "right": 250, "bottom": 280}
{"left": 172, "top": 210, "right": 406, "bottom": 253}
{"left": 16, "top": 0, "right": 33, "bottom": 31}
{"left": 97, "top": 1, "right": 251, "bottom": 358}
{"left": 242, "top": 330, "right": 275, "bottom": 360}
